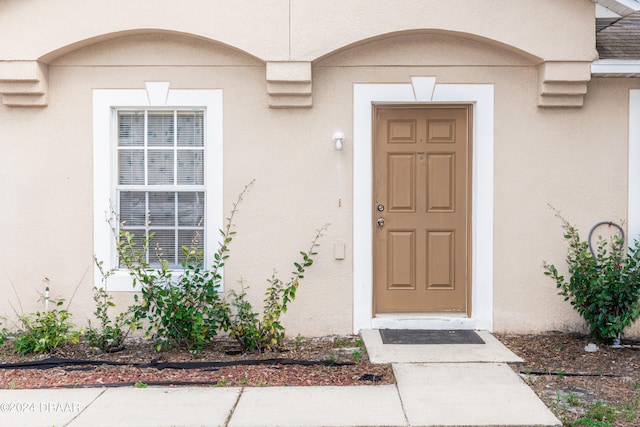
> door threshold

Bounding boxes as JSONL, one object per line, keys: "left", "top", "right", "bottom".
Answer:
{"left": 371, "top": 313, "right": 482, "bottom": 331}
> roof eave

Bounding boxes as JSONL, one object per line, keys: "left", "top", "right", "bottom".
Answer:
{"left": 593, "top": 0, "right": 640, "bottom": 16}
{"left": 592, "top": 59, "right": 640, "bottom": 76}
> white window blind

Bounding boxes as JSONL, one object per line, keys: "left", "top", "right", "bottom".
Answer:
{"left": 116, "top": 110, "right": 205, "bottom": 267}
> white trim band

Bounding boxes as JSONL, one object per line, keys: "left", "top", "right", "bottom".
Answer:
{"left": 592, "top": 60, "right": 640, "bottom": 75}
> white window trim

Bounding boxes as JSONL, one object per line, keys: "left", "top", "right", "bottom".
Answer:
{"left": 352, "top": 77, "right": 494, "bottom": 333}
{"left": 93, "top": 83, "right": 223, "bottom": 291}
{"left": 629, "top": 89, "right": 640, "bottom": 241}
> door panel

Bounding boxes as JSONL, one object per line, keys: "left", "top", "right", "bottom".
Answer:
{"left": 427, "top": 230, "right": 454, "bottom": 289}
{"left": 388, "top": 119, "right": 417, "bottom": 143}
{"left": 373, "top": 106, "right": 471, "bottom": 314}
{"left": 427, "top": 153, "right": 455, "bottom": 212}
{"left": 388, "top": 154, "right": 416, "bottom": 212}
{"left": 427, "top": 119, "right": 456, "bottom": 143}
{"left": 388, "top": 230, "right": 416, "bottom": 289}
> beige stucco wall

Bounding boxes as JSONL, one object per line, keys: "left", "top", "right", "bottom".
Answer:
{"left": 493, "top": 77, "right": 636, "bottom": 334}
{"left": 0, "top": 0, "right": 595, "bottom": 63}
{"left": 0, "top": 32, "right": 356, "bottom": 335}
{"left": 3, "top": 0, "right": 640, "bottom": 338}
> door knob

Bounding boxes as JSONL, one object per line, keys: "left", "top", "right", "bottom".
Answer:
{"left": 377, "top": 218, "right": 385, "bottom": 227}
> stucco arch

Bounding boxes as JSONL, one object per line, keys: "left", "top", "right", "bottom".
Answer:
{"left": 38, "top": 29, "right": 263, "bottom": 66}
{"left": 0, "top": 27, "right": 268, "bottom": 107}
{"left": 266, "top": 29, "right": 546, "bottom": 109}
{"left": 309, "top": 28, "right": 589, "bottom": 108}
{"left": 313, "top": 29, "right": 543, "bottom": 67}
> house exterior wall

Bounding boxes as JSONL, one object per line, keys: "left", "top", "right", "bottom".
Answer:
{"left": 0, "top": 0, "right": 594, "bottom": 62}
{"left": 494, "top": 77, "right": 637, "bottom": 333}
{"left": 2, "top": 0, "right": 639, "bottom": 337}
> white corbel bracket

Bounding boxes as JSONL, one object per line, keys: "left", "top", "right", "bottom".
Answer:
{"left": 266, "top": 61, "right": 312, "bottom": 108}
{"left": 0, "top": 61, "right": 49, "bottom": 107}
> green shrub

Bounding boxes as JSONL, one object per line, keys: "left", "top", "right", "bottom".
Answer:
{"left": 544, "top": 208, "right": 640, "bottom": 344}
{"left": 115, "top": 224, "right": 231, "bottom": 353}
{"left": 85, "top": 265, "right": 138, "bottom": 352}
{"left": 0, "top": 317, "right": 8, "bottom": 346}
{"left": 112, "top": 183, "right": 253, "bottom": 353}
{"left": 227, "top": 225, "right": 327, "bottom": 352}
{"left": 14, "top": 297, "right": 79, "bottom": 355}
{"left": 110, "top": 180, "right": 326, "bottom": 353}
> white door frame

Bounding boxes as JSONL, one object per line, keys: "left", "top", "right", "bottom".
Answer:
{"left": 352, "top": 77, "right": 494, "bottom": 333}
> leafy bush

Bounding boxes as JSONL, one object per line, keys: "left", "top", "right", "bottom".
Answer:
{"left": 110, "top": 180, "right": 327, "bottom": 353}
{"left": 115, "top": 223, "right": 231, "bottom": 353}
{"left": 0, "top": 317, "right": 8, "bottom": 346}
{"left": 85, "top": 264, "right": 138, "bottom": 352}
{"left": 227, "top": 226, "right": 327, "bottom": 352}
{"left": 14, "top": 297, "right": 79, "bottom": 354}
{"left": 544, "top": 208, "right": 640, "bottom": 344}
{"left": 112, "top": 183, "right": 252, "bottom": 353}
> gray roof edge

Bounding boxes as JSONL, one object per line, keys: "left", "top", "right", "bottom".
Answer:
{"left": 593, "top": 0, "right": 640, "bottom": 16}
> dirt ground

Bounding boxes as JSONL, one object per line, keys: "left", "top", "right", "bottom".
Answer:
{"left": 497, "top": 333, "right": 640, "bottom": 427}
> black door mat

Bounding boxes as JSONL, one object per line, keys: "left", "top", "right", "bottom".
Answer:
{"left": 379, "top": 329, "right": 485, "bottom": 345}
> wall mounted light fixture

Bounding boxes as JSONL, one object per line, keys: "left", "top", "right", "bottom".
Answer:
{"left": 332, "top": 131, "right": 345, "bottom": 151}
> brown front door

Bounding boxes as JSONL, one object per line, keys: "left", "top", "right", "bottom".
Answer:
{"left": 373, "top": 105, "right": 472, "bottom": 315}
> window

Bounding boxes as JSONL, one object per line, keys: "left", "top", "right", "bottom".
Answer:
{"left": 117, "top": 110, "right": 205, "bottom": 267}
{"left": 94, "top": 84, "right": 223, "bottom": 291}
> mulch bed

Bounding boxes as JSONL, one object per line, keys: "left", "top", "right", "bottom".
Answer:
{"left": 2, "top": 330, "right": 638, "bottom": 426}
{"left": 0, "top": 335, "right": 393, "bottom": 389}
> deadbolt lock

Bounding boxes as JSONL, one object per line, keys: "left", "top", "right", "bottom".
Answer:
{"left": 377, "top": 204, "right": 385, "bottom": 212}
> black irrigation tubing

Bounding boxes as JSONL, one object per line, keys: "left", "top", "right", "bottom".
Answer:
{"left": 33, "top": 380, "right": 223, "bottom": 389}
{"left": 0, "top": 357, "right": 355, "bottom": 371}
{"left": 520, "top": 370, "right": 618, "bottom": 378}
{"left": 30, "top": 373, "right": 386, "bottom": 389}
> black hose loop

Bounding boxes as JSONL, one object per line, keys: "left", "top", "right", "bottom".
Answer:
{"left": 587, "top": 221, "right": 625, "bottom": 261}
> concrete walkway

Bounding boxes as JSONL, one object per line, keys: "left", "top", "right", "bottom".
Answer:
{"left": 0, "top": 330, "right": 561, "bottom": 427}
